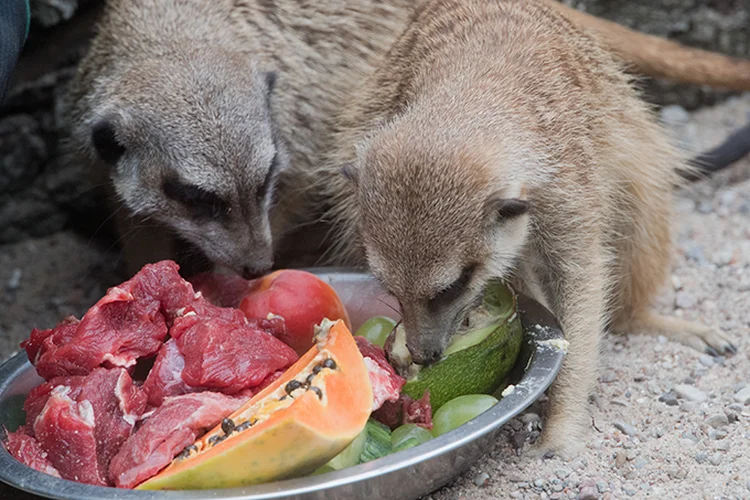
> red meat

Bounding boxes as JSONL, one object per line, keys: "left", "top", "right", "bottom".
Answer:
{"left": 4, "top": 431, "right": 61, "bottom": 478}
{"left": 33, "top": 385, "right": 104, "bottom": 485}
{"left": 354, "top": 337, "right": 405, "bottom": 410}
{"left": 109, "top": 392, "right": 247, "bottom": 489}
{"left": 372, "top": 391, "right": 433, "bottom": 431}
{"left": 188, "top": 272, "right": 250, "bottom": 308}
{"left": 177, "top": 315, "right": 298, "bottom": 394}
{"left": 142, "top": 339, "right": 196, "bottom": 407}
{"left": 23, "top": 375, "right": 85, "bottom": 435}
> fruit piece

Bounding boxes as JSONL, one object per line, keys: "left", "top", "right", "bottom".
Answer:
{"left": 391, "top": 424, "right": 433, "bottom": 452}
{"left": 239, "top": 270, "right": 352, "bottom": 355}
{"left": 358, "top": 419, "right": 392, "bottom": 464}
{"left": 431, "top": 394, "right": 499, "bottom": 437}
{"left": 388, "top": 280, "right": 522, "bottom": 411}
{"left": 136, "top": 318, "right": 372, "bottom": 490}
{"left": 355, "top": 316, "right": 397, "bottom": 348}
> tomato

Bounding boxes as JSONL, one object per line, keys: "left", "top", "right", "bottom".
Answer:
{"left": 238, "top": 270, "right": 351, "bottom": 355}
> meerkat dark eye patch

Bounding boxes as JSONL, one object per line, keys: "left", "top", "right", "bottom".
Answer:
{"left": 427, "top": 263, "right": 477, "bottom": 312}
{"left": 485, "top": 197, "right": 530, "bottom": 223}
{"left": 163, "top": 179, "right": 230, "bottom": 220}
{"left": 91, "top": 120, "right": 125, "bottom": 164}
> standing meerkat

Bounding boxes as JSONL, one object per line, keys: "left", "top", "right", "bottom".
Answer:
{"left": 312, "top": 0, "right": 750, "bottom": 456}
{"left": 65, "top": 0, "right": 750, "bottom": 278}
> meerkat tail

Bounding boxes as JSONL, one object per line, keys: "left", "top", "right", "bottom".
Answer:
{"left": 684, "top": 121, "right": 750, "bottom": 181}
{"left": 546, "top": 0, "right": 750, "bottom": 90}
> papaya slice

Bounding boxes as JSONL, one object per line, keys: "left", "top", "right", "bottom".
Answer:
{"left": 137, "top": 318, "right": 373, "bottom": 490}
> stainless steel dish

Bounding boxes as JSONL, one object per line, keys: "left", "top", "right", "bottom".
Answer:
{"left": 0, "top": 269, "right": 565, "bottom": 500}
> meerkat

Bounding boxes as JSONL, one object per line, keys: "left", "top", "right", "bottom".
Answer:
{"left": 311, "top": 0, "right": 750, "bottom": 456}
{"left": 65, "top": 0, "right": 750, "bottom": 279}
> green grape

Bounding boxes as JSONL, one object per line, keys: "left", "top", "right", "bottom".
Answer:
{"left": 391, "top": 424, "right": 433, "bottom": 452}
{"left": 354, "top": 316, "right": 397, "bottom": 348}
{"left": 431, "top": 394, "right": 498, "bottom": 437}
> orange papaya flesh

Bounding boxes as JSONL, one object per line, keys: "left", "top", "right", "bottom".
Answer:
{"left": 136, "top": 318, "right": 373, "bottom": 490}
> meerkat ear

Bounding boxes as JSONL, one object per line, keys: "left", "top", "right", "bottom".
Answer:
{"left": 265, "top": 71, "right": 278, "bottom": 93}
{"left": 341, "top": 162, "right": 359, "bottom": 185}
{"left": 91, "top": 118, "right": 125, "bottom": 165}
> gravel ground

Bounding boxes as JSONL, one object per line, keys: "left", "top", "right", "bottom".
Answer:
{"left": 0, "top": 94, "right": 748, "bottom": 499}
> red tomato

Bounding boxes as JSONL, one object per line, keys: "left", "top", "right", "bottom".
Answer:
{"left": 238, "top": 270, "right": 351, "bottom": 355}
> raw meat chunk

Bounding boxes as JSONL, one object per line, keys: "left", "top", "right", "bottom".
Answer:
{"left": 33, "top": 386, "right": 104, "bottom": 485}
{"left": 4, "top": 431, "right": 61, "bottom": 478}
{"left": 355, "top": 337, "right": 405, "bottom": 410}
{"left": 142, "top": 339, "right": 196, "bottom": 407}
{"left": 23, "top": 375, "right": 85, "bottom": 435}
{"left": 177, "top": 315, "right": 298, "bottom": 394}
{"left": 109, "top": 392, "right": 247, "bottom": 488}
{"left": 372, "top": 391, "right": 433, "bottom": 430}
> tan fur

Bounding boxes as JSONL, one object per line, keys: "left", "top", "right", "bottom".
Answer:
{"left": 65, "top": 0, "right": 750, "bottom": 277}
{"left": 313, "top": 0, "right": 739, "bottom": 457}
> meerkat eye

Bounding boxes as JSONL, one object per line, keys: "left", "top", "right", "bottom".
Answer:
{"left": 494, "top": 199, "right": 530, "bottom": 219}
{"left": 163, "top": 179, "right": 230, "bottom": 220}
{"left": 91, "top": 120, "right": 125, "bottom": 164}
{"left": 428, "top": 264, "right": 477, "bottom": 311}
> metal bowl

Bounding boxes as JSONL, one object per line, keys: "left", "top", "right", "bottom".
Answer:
{"left": 0, "top": 269, "right": 565, "bottom": 500}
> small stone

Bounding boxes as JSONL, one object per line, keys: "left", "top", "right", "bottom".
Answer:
{"left": 633, "top": 458, "right": 648, "bottom": 470}
{"left": 684, "top": 245, "right": 706, "bottom": 263}
{"left": 715, "top": 440, "right": 730, "bottom": 451}
{"left": 510, "top": 419, "right": 523, "bottom": 431}
{"left": 6, "top": 268, "right": 22, "bottom": 291}
{"left": 729, "top": 403, "right": 744, "bottom": 412}
{"left": 667, "top": 466, "right": 688, "bottom": 479}
{"left": 697, "top": 200, "right": 713, "bottom": 214}
{"left": 675, "top": 291, "right": 696, "bottom": 309}
{"left": 506, "top": 472, "right": 526, "bottom": 483}
{"left": 681, "top": 401, "right": 697, "bottom": 412}
{"left": 712, "top": 249, "right": 734, "bottom": 267}
{"left": 614, "top": 451, "right": 627, "bottom": 468}
{"left": 571, "top": 459, "right": 586, "bottom": 470}
{"left": 734, "top": 382, "right": 748, "bottom": 393}
{"left": 681, "top": 431, "right": 699, "bottom": 442}
{"left": 698, "top": 355, "right": 715, "bottom": 367}
{"left": 623, "top": 484, "right": 638, "bottom": 496}
{"left": 706, "top": 413, "right": 729, "bottom": 428}
{"left": 733, "top": 386, "right": 750, "bottom": 405}
{"left": 534, "top": 478, "right": 547, "bottom": 488}
{"left": 611, "top": 399, "right": 629, "bottom": 407}
{"left": 474, "top": 472, "right": 490, "bottom": 487}
{"left": 727, "top": 412, "right": 739, "bottom": 424}
{"left": 555, "top": 469, "right": 570, "bottom": 480}
{"left": 708, "top": 453, "right": 722, "bottom": 466}
{"left": 613, "top": 421, "right": 637, "bottom": 437}
{"left": 600, "top": 370, "right": 617, "bottom": 383}
{"left": 521, "top": 413, "right": 541, "bottom": 425}
{"left": 578, "top": 486, "right": 598, "bottom": 500}
{"left": 650, "top": 427, "right": 665, "bottom": 439}
{"left": 708, "top": 428, "right": 728, "bottom": 440}
{"left": 510, "top": 492, "right": 524, "bottom": 499}
{"left": 659, "top": 392, "right": 679, "bottom": 406}
{"left": 657, "top": 335, "right": 668, "bottom": 345}
{"left": 511, "top": 430, "right": 528, "bottom": 449}
{"left": 694, "top": 452, "right": 708, "bottom": 464}
{"left": 596, "top": 481, "right": 609, "bottom": 493}
{"left": 568, "top": 472, "right": 580, "bottom": 486}
{"left": 673, "top": 384, "right": 708, "bottom": 402}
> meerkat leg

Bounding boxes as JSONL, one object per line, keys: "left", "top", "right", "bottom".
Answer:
{"left": 527, "top": 238, "right": 608, "bottom": 458}
{"left": 607, "top": 173, "right": 736, "bottom": 355}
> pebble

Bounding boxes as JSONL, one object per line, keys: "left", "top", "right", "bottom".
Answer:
{"left": 622, "top": 484, "right": 638, "bottom": 496}
{"left": 681, "top": 431, "right": 700, "bottom": 442}
{"left": 571, "top": 459, "right": 586, "bottom": 470}
{"left": 600, "top": 370, "right": 617, "bottom": 383}
{"left": 534, "top": 478, "right": 547, "bottom": 488}
{"left": 681, "top": 401, "right": 697, "bottom": 412}
{"left": 733, "top": 386, "right": 750, "bottom": 405}
{"left": 659, "top": 392, "right": 679, "bottom": 406}
{"left": 633, "top": 458, "right": 648, "bottom": 470}
{"left": 511, "top": 430, "right": 528, "bottom": 449}
{"left": 706, "top": 413, "right": 729, "bottom": 428}
{"left": 578, "top": 485, "right": 598, "bottom": 500}
{"left": 596, "top": 481, "right": 609, "bottom": 493}
{"left": 510, "top": 491, "right": 524, "bottom": 499}
{"left": 715, "top": 440, "right": 731, "bottom": 451}
{"left": 614, "top": 451, "right": 627, "bottom": 468}
{"left": 695, "top": 452, "right": 708, "bottom": 464}
{"left": 734, "top": 382, "right": 748, "bottom": 393}
{"left": 521, "top": 413, "right": 541, "bottom": 425}
{"left": 684, "top": 245, "right": 706, "bottom": 263}
{"left": 613, "top": 421, "right": 637, "bottom": 437}
{"left": 673, "top": 384, "right": 708, "bottom": 402}
{"left": 506, "top": 472, "right": 526, "bottom": 483}
{"left": 729, "top": 403, "right": 745, "bottom": 412}
{"left": 6, "top": 268, "right": 22, "bottom": 290}
{"left": 675, "top": 291, "right": 696, "bottom": 309}
{"left": 712, "top": 249, "right": 734, "bottom": 267}
{"left": 474, "top": 472, "right": 490, "bottom": 487}
{"left": 555, "top": 469, "right": 570, "bottom": 480}
{"left": 698, "top": 354, "right": 715, "bottom": 367}
{"left": 708, "top": 453, "right": 723, "bottom": 466}
{"left": 708, "top": 428, "right": 728, "bottom": 440}
{"left": 697, "top": 200, "right": 714, "bottom": 214}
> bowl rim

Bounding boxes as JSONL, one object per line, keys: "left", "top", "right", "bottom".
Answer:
{"left": 0, "top": 269, "right": 565, "bottom": 500}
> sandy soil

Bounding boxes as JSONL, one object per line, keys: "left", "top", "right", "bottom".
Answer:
{"left": 0, "top": 93, "right": 748, "bottom": 499}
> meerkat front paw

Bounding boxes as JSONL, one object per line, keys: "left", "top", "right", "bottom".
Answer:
{"left": 526, "top": 419, "right": 588, "bottom": 460}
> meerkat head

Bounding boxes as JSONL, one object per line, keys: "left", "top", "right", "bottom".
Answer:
{"left": 71, "top": 48, "right": 285, "bottom": 279}
{"left": 349, "top": 119, "right": 534, "bottom": 365}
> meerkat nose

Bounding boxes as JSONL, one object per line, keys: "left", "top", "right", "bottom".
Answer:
{"left": 242, "top": 266, "right": 254, "bottom": 280}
